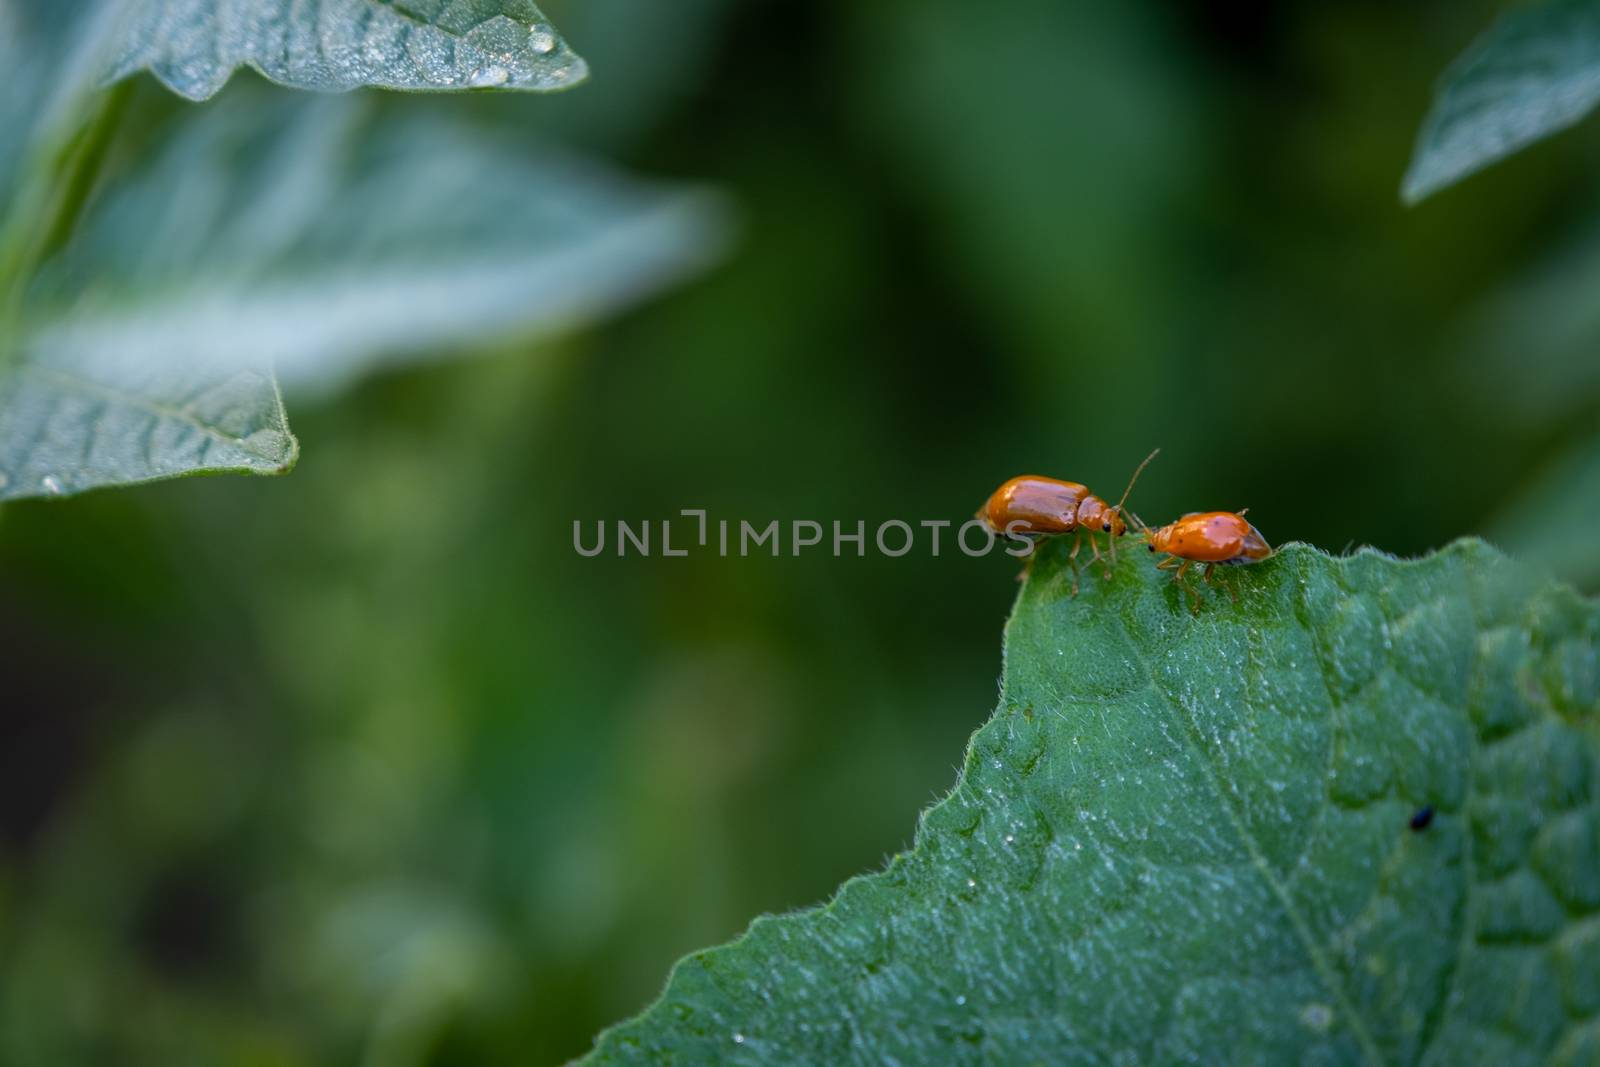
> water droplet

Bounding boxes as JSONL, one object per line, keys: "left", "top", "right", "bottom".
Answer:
{"left": 41, "top": 475, "right": 63, "bottom": 495}
{"left": 955, "top": 994, "right": 967, "bottom": 1006}
{"left": 529, "top": 28, "right": 557, "bottom": 54}
{"left": 966, "top": 878, "right": 977, "bottom": 888}
{"left": 1004, "top": 834, "right": 1014, "bottom": 844}
{"left": 732, "top": 1032, "right": 745, "bottom": 1044}
{"left": 471, "top": 65, "right": 509, "bottom": 87}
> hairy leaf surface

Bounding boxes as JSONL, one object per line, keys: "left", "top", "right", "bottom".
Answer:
{"left": 586, "top": 540, "right": 1600, "bottom": 1065}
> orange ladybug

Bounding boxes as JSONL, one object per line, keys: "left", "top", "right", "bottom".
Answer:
{"left": 1144, "top": 510, "right": 1272, "bottom": 611}
{"left": 979, "top": 449, "right": 1158, "bottom": 593}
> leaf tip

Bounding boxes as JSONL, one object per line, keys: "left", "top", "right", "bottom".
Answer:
{"left": 268, "top": 427, "right": 300, "bottom": 476}
{"left": 1398, "top": 167, "right": 1436, "bottom": 206}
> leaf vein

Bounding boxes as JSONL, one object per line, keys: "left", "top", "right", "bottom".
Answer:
{"left": 1112, "top": 606, "right": 1389, "bottom": 1067}
{"left": 18, "top": 363, "right": 285, "bottom": 463}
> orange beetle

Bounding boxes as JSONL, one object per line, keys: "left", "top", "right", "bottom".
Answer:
{"left": 979, "top": 449, "right": 1158, "bottom": 593}
{"left": 1144, "top": 510, "right": 1272, "bottom": 611}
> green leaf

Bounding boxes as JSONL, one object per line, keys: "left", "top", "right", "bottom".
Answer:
{"left": 1404, "top": 0, "right": 1600, "bottom": 203}
{"left": 108, "top": 0, "right": 587, "bottom": 100}
{"left": 584, "top": 539, "right": 1600, "bottom": 1064}
{"left": 2, "top": 87, "right": 727, "bottom": 500}
{"left": 0, "top": 357, "right": 295, "bottom": 501}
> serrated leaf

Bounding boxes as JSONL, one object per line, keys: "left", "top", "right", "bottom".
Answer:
{"left": 584, "top": 539, "right": 1600, "bottom": 1065}
{"left": 108, "top": 0, "right": 587, "bottom": 100}
{"left": 2, "top": 87, "right": 728, "bottom": 500}
{"left": 1404, "top": 0, "right": 1600, "bottom": 203}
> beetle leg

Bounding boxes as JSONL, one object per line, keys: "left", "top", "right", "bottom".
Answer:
{"left": 1202, "top": 561, "right": 1237, "bottom": 604}
{"left": 1082, "top": 531, "right": 1108, "bottom": 582}
{"left": 1066, "top": 531, "right": 1083, "bottom": 597}
{"left": 1155, "top": 555, "right": 1180, "bottom": 571}
{"left": 1088, "top": 537, "right": 1113, "bottom": 588}
{"left": 1086, "top": 532, "right": 1113, "bottom": 582}
{"left": 1016, "top": 537, "right": 1042, "bottom": 583}
{"left": 1173, "top": 559, "right": 1201, "bottom": 613}
{"left": 1203, "top": 563, "right": 1235, "bottom": 604}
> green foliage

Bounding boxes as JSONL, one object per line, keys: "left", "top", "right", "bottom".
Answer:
{"left": 111, "top": 0, "right": 587, "bottom": 99}
{"left": 6, "top": 3, "right": 1600, "bottom": 1063}
{"left": 0, "top": 361, "right": 297, "bottom": 500}
{"left": 586, "top": 540, "right": 1600, "bottom": 1064}
{"left": 0, "top": 0, "right": 723, "bottom": 502}
{"left": 0, "top": 89, "right": 723, "bottom": 502}
{"left": 1405, "top": 0, "right": 1600, "bottom": 202}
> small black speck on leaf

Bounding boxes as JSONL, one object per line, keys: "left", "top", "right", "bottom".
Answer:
{"left": 1409, "top": 806, "right": 1434, "bottom": 832}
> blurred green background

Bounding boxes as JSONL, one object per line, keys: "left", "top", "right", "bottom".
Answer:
{"left": 4, "top": 0, "right": 1600, "bottom": 1063}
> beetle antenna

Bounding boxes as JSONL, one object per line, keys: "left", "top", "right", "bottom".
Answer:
{"left": 1112, "top": 447, "right": 1160, "bottom": 520}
